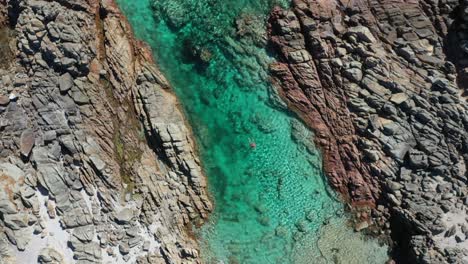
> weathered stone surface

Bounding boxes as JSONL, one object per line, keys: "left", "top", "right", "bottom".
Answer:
{"left": 347, "top": 26, "right": 377, "bottom": 43}
{"left": 389, "top": 93, "right": 408, "bottom": 105}
{"left": 58, "top": 73, "right": 73, "bottom": 93}
{"left": 0, "top": 95, "right": 9, "bottom": 106}
{"left": 20, "top": 129, "right": 35, "bottom": 157}
{"left": 115, "top": 208, "right": 133, "bottom": 224}
{"left": 72, "top": 226, "right": 95, "bottom": 243}
{"left": 38, "top": 247, "right": 64, "bottom": 264}
{"left": 0, "top": 0, "right": 212, "bottom": 263}
{"left": 268, "top": 0, "right": 468, "bottom": 262}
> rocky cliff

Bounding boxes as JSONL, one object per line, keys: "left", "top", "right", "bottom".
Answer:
{"left": 2, "top": 0, "right": 468, "bottom": 263}
{"left": 0, "top": 0, "right": 211, "bottom": 263}
{"left": 268, "top": 0, "right": 468, "bottom": 262}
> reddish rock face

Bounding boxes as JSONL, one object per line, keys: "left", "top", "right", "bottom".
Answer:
{"left": 268, "top": 3, "right": 380, "bottom": 207}
{"left": 270, "top": 59, "right": 377, "bottom": 207}
{"left": 268, "top": 0, "right": 468, "bottom": 262}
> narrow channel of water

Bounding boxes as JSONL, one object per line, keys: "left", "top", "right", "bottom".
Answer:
{"left": 117, "top": 0, "right": 389, "bottom": 263}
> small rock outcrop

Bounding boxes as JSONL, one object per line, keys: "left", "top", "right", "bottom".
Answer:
{"left": 0, "top": 0, "right": 211, "bottom": 263}
{"left": 268, "top": 0, "right": 468, "bottom": 263}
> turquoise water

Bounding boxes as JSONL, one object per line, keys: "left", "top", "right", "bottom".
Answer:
{"left": 117, "top": 0, "right": 389, "bottom": 263}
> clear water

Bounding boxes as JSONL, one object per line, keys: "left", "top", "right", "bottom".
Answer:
{"left": 116, "top": 0, "right": 389, "bottom": 263}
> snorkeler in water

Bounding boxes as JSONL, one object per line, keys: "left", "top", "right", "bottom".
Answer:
{"left": 248, "top": 138, "right": 256, "bottom": 149}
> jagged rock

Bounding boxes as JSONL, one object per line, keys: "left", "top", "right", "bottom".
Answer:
{"left": 0, "top": 95, "right": 9, "bottom": 106}
{"left": 343, "top": 67, "right": 363, "bottom": 82}
{"left": 355, "top": 221, "right": 369, "bottom": 231}
{"left": 8, "top": 93, "right": 17, "bottom": 101}
{"left": 268, "top": 1, "right": 468, "bottom": 262}
{"left": 115, "top": 208, "right": 134, "bottom": 224}
{"left": 387, "top": 181, "right": 403, "bottom": 193}
{"left": 11, "top": 228, "right": 32, "bottom": 251}
{"left": 404, "top": 183, "right": 419, "bottom": 193}
{"left": 20, "top": 129, "right": 35, "bottom": 157}
{"left": 347, "top": 26, "right": 377, "bottom": 43}
{"left": 89, "top": 154, "right": 106, "bottom": 172}
{"left": 58, "top": 73, "right": 73, "bottom": 93}
{"left": 119, "top": 242, "right": 130, "bottom": 255}
{"left": 143, "top": 241, "right": 150, "bottom": 251}
{"left": 408, "top": 149, "right": 428, "bottom": 169}
{"left": 72, "top": 225, "right": 95, "bottom": 243}
{"left": 37, "top": 165, "right": 68, "bottom": 196}
{"left": 0, "top": 163, "right": 24, "bottom": 181}
{"left": 72, "top": 242, "right": 102, "bottom": 262}
{"left": 390, "top": 93, "right": 408, "bottom": 105}
{"left": 38, "top": 247, "right": 64, "bottom": 264}
{"left": 0, "top": 1, "right": 211, "bottom": 264}
{"left": 445, "top": 225, "right": 457, "bottom": 237}
{"left": 0, "top": 192, "right": 17, "bottom": 214}
{"left": 71, "top": 90, "right": 89, "bottom": 105}
{"left": 3, "top": 213, "right": 30, "bottom": 230}
{"left": 397, "top": 47, "right": 417, "bottom": 62}
{"left": 43, "top": 131, "right": 57, "bottom": 143}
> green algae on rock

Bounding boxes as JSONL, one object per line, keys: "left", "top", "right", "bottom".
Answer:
{"left": 117, "top": 0, "right": 389, "bottom": 263}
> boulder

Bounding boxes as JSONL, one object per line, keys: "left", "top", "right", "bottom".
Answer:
{"left": 58, "top": 72, "right": 73, "bottom": 93}
{"left": 390, "top": 93, "right": 408, "bottom": 105}
{"left": 72, "top": 242, "right": 102, "bottom": 262}
{"left": 115, "top": 208, "right": 134, "bottom": 224}
{"left": 0, "top": 192, "right": 17, "bottom": 214}
{"left": 0, "top": 95, "right": 10, "bottom": 106}
{"left": 72, "top": 225, "right": 95, "bottom": 243}
{"left": 38, "top": 247, "right": 64, "bottom": 264}
{"left": 445, "top": 225, "right": 457, "bottom": 237}
{"left": 343, "top": 67, "right": 363, "bottom": 82}
{"left": 3, "top": 213, "right": 30, "bottom": 230}
{"left": 348, "top": 26, "right": 377, "bottom": 43}
{"left": 20, "top": 129, "right": 35, "bottom": 157}
{"left": 408, "top": 149, "right": 428, "bottom": 169}
{"left": 119, "top": 242, "right": 130, "bottom": 255}
{"left": 71, "top": 91, "right": 90, "bottom": 105}
{"left": 355, "top": 221, "right": 369, "bottom": 231}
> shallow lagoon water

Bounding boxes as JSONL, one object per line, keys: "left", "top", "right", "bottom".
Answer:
{"left": 117, "top": 0, "right": 389, "bottom": 263}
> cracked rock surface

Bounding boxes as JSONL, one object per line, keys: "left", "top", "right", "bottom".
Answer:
{"left": 0, "top": 0, "right": 211, "bottom": 263}
{"left": 268, "top": 0, "right": 468, "bottom": 263}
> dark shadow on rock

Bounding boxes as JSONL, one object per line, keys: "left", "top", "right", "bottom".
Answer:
{"left": 7, "top": 0, "right": 20, "bottom": 27}
{"left": 389, "top": 211, "right": 414, "bottom": 264}
{"left": 0, "top": 27, "right": 15, "bottom": 70}
{"left": 444, "top": 2, "right": 468, "bottom": 94}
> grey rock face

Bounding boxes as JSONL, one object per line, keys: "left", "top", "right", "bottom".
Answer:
{"left": 0, "top": 0, "right": 212, "bottom": 263}
{"left": 115, "top": 208, "right": 133, "bottom": 225}
{"left": 38, "top": 248, "right": 64, "bottom": 264}
{"left": 58, "top": 73, "right": 73, "bottom": 93}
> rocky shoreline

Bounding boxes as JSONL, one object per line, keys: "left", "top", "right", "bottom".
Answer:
{"left": 0, "top": 0, "right": 211, "bottom": 263}
{"left": 1, "top": 0, "right": 468, "bottom": 263}
{"left": 268, "top": 0, "right": 468, "bottom": 263}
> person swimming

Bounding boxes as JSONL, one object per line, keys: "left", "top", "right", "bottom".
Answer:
{"left": 248, "top": 138, "right": 256, "bottom": 149}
